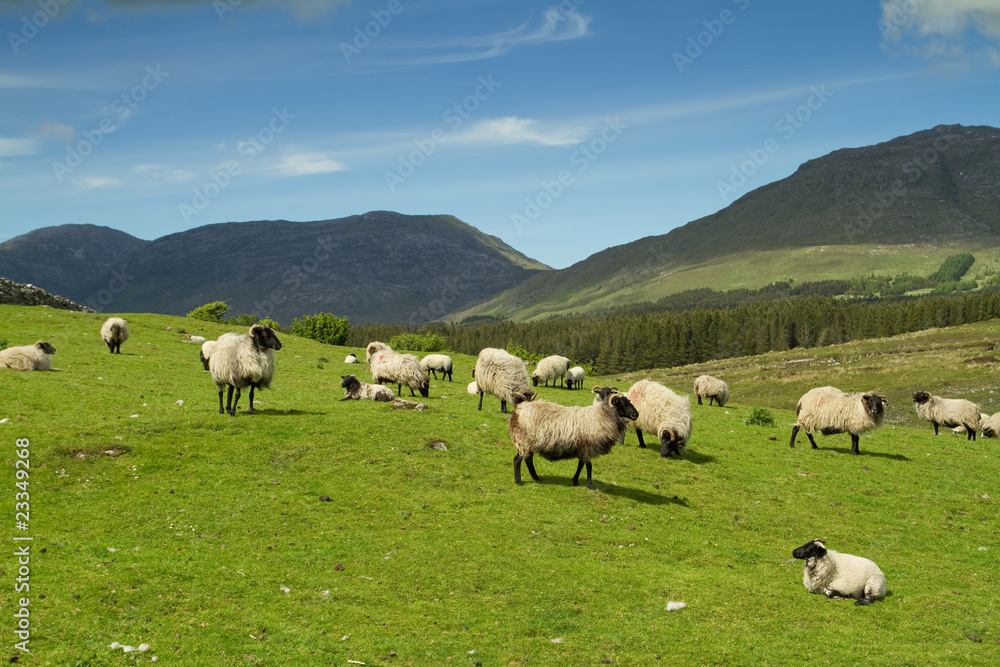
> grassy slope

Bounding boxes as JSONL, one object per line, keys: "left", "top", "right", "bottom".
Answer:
{"left": 1, "top": 305, "right": 998, "bottom": 666}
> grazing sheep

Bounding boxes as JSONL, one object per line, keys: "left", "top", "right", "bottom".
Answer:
{"left": 790, "top": 386, "right": 888, "bottom": 455}
{"left": 199, "top": 340, "right": 217, "bottom": 371}
{"left": 0, "top": 341, "right": 56, "bottom": 371}
{"left": 369, "top": 348, "right": 430, "bottom": 397}
{"left": 100, "top": 317, "right": 129, "bottom": 354}
{"left": 623, "top": 380, "right": 692, "bottom": 457}
{"left": 532, "top": 355, "right": 570, "bottom": 387}
{"left": 792, "top": 539, "right": 887, "bottom": 606}
{"left": 340, "top": 374, "right": 394, "bottom": 402}
{"left": 209, "top": 324, "right": 282, "bottom": 416}
{"left": 509, "top": 391, "right": 639, "bottom": 489}
{"left": 365, "top": 341, "right": 391, "bottom": 363}
{"left": 420, "top": 354, "right": 453, "bottom": 382}
{"left": 474, "top": 348, "right": 536, "bottom": 413}
{"left": 565, "top": 366, "right": 586, "bottom": 390}
{"left": 467, "top": 380, "right": 479, "bottom": 395}
{"left": 693, "top": 374, "right": 729, "bottom": 407}
{"left": 344, "top": 352, "right": 359, "bottom": 364}
{"left": 913, "top": 391, "right": 981, "bottom": 441}
{"left": 981, "top": 413, "right": 1000, "bottom": 438}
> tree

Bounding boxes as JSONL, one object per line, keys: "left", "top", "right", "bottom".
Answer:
{"left": 292, "top": 313, "right": 350, "bottom": 346}
{"left": 187, "top": 301, "right": 229, "bottom": 322}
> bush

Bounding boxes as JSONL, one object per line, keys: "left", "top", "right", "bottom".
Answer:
{"left": 506, "top": 343, "right": 543, "bottom": 366}
{"left": 744, "top": 407, "right": 777, "bottom": 427}
{"left": 389, "top": 333, "right": 447, "bottom": 352}
{"left": 292, "top": 313, "right": 350, "bottom": 346}
{"left": 226, "top": 312, "right": 259, "bottom": 327}
{"left": 187, "top": 301, "right": 229, "bottom": 322}
{"left": 259, "top": 318, "right": 281, "bottom": 331}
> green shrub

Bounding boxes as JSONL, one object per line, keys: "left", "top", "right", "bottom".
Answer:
{"left": 259, "top": 318, "right": 281, "bottom": 331}
{"left": 292, "top": 312, "right": 350, "bottom": 346}
{"left": 226, "top": 312, "right": 259, "bottom": 326}
{"left": 187, "top": 301, "right": 229, "bottom": 322}
{"left": 389, "top": 332, "right": 447, "bottom": 352}
{"left": 744, "top": 406, "right": 777, "bottom": 427}
{"left": 928, "top": 252, "right": 975, "bottom": 283}
{"left": 506, "top": 343, "right": 543, "bottom": 366}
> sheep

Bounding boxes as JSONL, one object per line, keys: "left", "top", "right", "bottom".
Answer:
{"left": 913, "top": 391, "right": 981, "bottom": 441}
{"left": 467, "top": 380, "right": 479, "bottom": 395}
{"left": 693, "top": 374, "right": 729, "bottom": 407}
{"left": 622, "top": 380, "right": 692, "bottom": 457}
{"left": 508, "top": 391, "right": 639, "bottom": 490}
{"left": 209, "top": 324, "right": 282, "bottom": 416}
{"left": 981, "top": 413, "right": 1000, "bottom": 438}
{"left": 369, "top": 348, "right": 430, "bottom": 397}
{"left": 344, "top": 352, "right": 359, "bottom": 364}
{"left": 340, "top": 374, "right": 394, "bottom": 402}
{"left": 565, "top": 366, "right": 586, "bottom": 390}
{"left": 474, "top": 348, "right": 536, "bottom": 413}
{"left": 100, "top": 317, "right": 129, "bottom": 354}
{"left": 199, "top": 340, "right": 217, "bottom": 371}
{"left": 532, "top": 355, "right": 570, "bottom": 387}
{"left": 592, "top": 385, "right": 619, "bottom": 404}
{"left": 0, "top": 341, "right": 56, "bottom": 371}
{"left": 420, "top": 354, "right": 453, "bottom": 382}
{"left": 790, "top": 386, "right": 887, "bottom": 456}
{"left": 792, "top": 539, "right": 887, "bottom": 606}
{"left": 182, "top": 334, "right": 206, "bottom": 345}
{"left": 365, "top": 341, "right": 391, "bottom": 363}
{"left": 953, "top": 413, "right": 989, "bottom": 436}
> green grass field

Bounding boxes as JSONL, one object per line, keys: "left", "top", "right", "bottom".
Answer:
{"left": 1, "top": 305, "right": 998, "bottom": 666}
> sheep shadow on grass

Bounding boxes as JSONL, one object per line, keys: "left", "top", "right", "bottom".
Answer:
{"left": 529, "top": 476, "right": 689, "bottom": 506}
{"left": 816, "top": 446, "right": 910, "bottom": 462}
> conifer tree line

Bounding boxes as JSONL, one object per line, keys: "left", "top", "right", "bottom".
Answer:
{"left": 347, "top": 289, "right": 1000, "bottom": 374}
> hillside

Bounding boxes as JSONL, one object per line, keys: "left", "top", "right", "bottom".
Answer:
{"left": 0, "top": 212, "right": 549, "bottom": 324}
{"left": 454, "top": 124, "right": 1000, "bottom": 321}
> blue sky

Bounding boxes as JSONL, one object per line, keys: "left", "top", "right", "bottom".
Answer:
{"left": 2, "top": 0, "right": 999, "bottom": 269}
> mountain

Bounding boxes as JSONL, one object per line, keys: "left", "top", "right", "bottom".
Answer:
{"left": 452, "top": 124, "right": 1000, "bottom": 321}
{"left": 0, "top": 212, "right": 549, "bottom": 324}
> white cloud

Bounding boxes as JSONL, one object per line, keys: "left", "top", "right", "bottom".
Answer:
{"left": 881, "top": 0, "right": 1000, "bottom": 63}
{"left": 31, "top": 121, "right": 76, "bottom": 145}
{"left": 263, "top": 151, "right": 347, "bottom": 176}
{"left": 453, "top": 117, "right": 589, "bottom": 147}
{"left": 133, "top": 164, "right": 194, "bottom": 184}
{"left": 0, "top": 137, "right": 38, "bottom": 157}
{"left": 74, "top": 176, "right": 121, "bottom": 189}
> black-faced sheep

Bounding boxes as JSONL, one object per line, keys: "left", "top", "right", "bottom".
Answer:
{"left": 508, "top": 391, "right": 639, "bottom": 490}
{"left": 420, "top": 354, "right": 453, "bottom": 382}
{"left": 100, "top": 317, "right": 129, "bottom": 354}
{"left": 565, "top": 366, "right": 586, "bottom": 390}
{"left": 623, "top": 380, "right": 692, "bottom": 457}
{"left": 341, "top": 374, "right": 394, "bottom": 402}
{"left": 790, "top": 386, "right": 887, "bottom": 456}
{"left": 344, "top": 352, "right": 359, "bottom": 364}
{"left": 474, "top": 348, "right": 536, "bottom": 413}
{"left": 209, "top": 324, "right": 282, "bottom": 416}
{"left": 792, "top": 539, "right": 887, "bottom": 606}
{"left": 0, "top": 341, "right": 56, "bottom": 371}
{"left": 981, "top": 413, "right": 1000, "bottom": 438}
{"left": 693, "top": 374, "right": 729, "bottom": 407}
{"left": 913, "top": 391, "right": 980, "bottom": 441}
{"left": 532, "top": 355, "right": 570, "bottom": 387}
{"left": 369, "top": 348, "right": 430, "bottom": 398}
{"left": 199, "top": 340, "right": 217, "bottom": 371}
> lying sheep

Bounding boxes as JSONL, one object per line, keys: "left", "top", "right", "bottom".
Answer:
{"left": 532, "top": 355, "right": 570, "bottom": 387}
{"left": 344, "top": 352, "right": 359, "bottom": 364}
{"left": 792, "top": 539, "right": 887, "bottom": 606}
{"left": 953, "top": 412, "right": 989, "bottom": 436}
{"left": 509, "top": 391, "right": 639, "bottom": 489}
{"left": 369, "top": 348, "right": 430, "bottom": 397}
{"left": 341, "top": 374, "right": 394, "bottom": 402}
{"left": 565, "top": 366, "right": 586, "bottom": 390}
{"left": 693, "top": 374, "right": 729, "bottom": 407}
{"left": 623, "top": 380, "right": 692, "bottom": 457}
{"left": 209, "top": 324, "right": 282, "bottom": 416}
{"left": 199, "top": 340, "right": 217, "bottom": 371}
{"left": 913, "top": 391, "right": 981, "bottom": 441}
{"left": 100, "top": 317, "right": 129, "bottom": 354}
{"left": 981, "top": 413, "right": 1000, "bottom": 438}
{"left": 790, "top": 386, "right": 887, "bottom": 455}
{"left": 182, "top": 334, "right": 206, "bottom": 345}
{"left": 474, "top": 348, "right": 536, "bottom": 413}
{"left": 0, "top": 341, "right": 56, "bottom": 371}
{"left": 420, "top": 354, "right": 453, "bottom": 382}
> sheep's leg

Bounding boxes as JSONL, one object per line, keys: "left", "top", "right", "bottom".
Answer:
{"left": 524, "top": 454, "right": 540, "bottom": 481}
{"left": 933, "top": 422, "right": 940, "bottom": 435}
{"left": 806, "top": 433, "right": 819, "bottom": 449}
{"left": 850, "top": 434, "right": 861, "bottom": 456}
{"left": 477, "top": 392, "right": 485, "bottom": 411}
{"left": 247, "top": 384, "right": 256, "bottom": 415}
{"left": 697, "top": 396, "right": 703, "bottom": 405}
{"left": 224, "top": 386, "right": 234, "bottom": 415}
{"left": 500, "top": 399, "right": 509, "bottom": 414}
{"left": 446, "top": 370, "right": 452, "bottom": 382}
{"left": 229, "top": 387, "right": 242, "bottom": 416}
{"left": 217, "top": 389, "right": 225, "bottom": 415}
{"left": 635, "top": 428, "right": 647, "bottom": 448}
{"left": 854, "top": 597, "right": 874, "bottom": 606}
{"left": 513, "top": 454, "right": 524, "bottom": 485}
{"left": 967, "top": 427, "right": 976, "bottom": 441}
{"left": 573, "top": 460, "right": 595, "bottom": 489}
{"left": 789, "top": 425, "right": 800, "bottom": 448}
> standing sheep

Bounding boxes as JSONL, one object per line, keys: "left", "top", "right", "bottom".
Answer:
{"left": 474, "top": 348, "right": 536, "bottom": 413}
{"left": 792, "top": 539, "right": 887, "bottom": 606}
{"left": 913, "top": 391, "right": 981, "bottom": 441}
{"left": 341, "top": 374, "right": 394, "bottom": 402}
{"left": 693, "top": 374, "right": 729, "bottom": 407}
{"left": 509, "top": 391, "right": 639, "bottom": 490}
{"left": 209, "top": 324, "right": 282, "bottom": 416}
{"left": 790, "top": 386, "right": 888, "bottom": 456}
{"left": 623, "top": 380, "right": 692, "bottom": 457}
{"left": 532, "top": 355, "right": 570, "bottom": 387}
{"left": 199, "top": 339, "right": 217, "bottom": 371}
{"left": 420, "top": 354, "right": 453, "bottom": 382}
{"left": 0, "top": 341, "right": 56, "bottom": 371}
{"left": 100, "top": 317, "right": 129, "bottom": 354}
{"left": 369, "top": 348, "right": 430, "bottom": 397}
{"left": 565, "top": 366, "right": 586, "bottom": 390}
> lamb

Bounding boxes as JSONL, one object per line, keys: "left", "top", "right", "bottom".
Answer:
{"left": 344, "top": 352, "right": 359, "bottom": 364}
{"left": 365, "top": 341, "right": 391, "bottom": 362}
{"left": 953, "top": 413, "right": 989, "bottom": 436}
{"left": 474, "top": 348, "right": 536, "bottom": 413}
{"left": 790, "top": 386, "right": 888, "bottom": 455}
{"left": 792, "top": 539, "right": 887, "bottom": 606}
{"left": 508, "top": 390, "right": 639, "bottom": 489}
{"left": 369, "top": 348, "right": 430, "bottom": 397}
{"left": 532, "top": 355, "right": 570, "bottom": 387}
{"left": 467, "top": 380, "right": 479, "bottom": 395}
{"left": 981, "top": 413, "right": 1000, "bottom": 438}
{"left": 693, "top": 374, "right": 729, "bottom": 407}
{"left": 622, "top": 380, "right": 692, "bottom": 457}
{"left": 182, "top": 334, "right": 206, "bottom": 345}
{"left": 420, "top": 354, "right": 453, "bottom": 382}
{"left": 199, "top": 340, "right": 217, "bottom": 371}
{"left": 209, "top": 324, "right": 282, "bottom": 416}
{"left": 565, "top": 366, "right": 586, "bottom": 390}
{"left": 0, "top": 341, "right": 56, "bottom": 371}
{"left": 913, "top": 391, "right": 981, "bottom": 441}
{"left": 340, "top": 374, "right": 394, "bottom": 402}
{"left": 100, "top": 317, "right": 129, "bottom": 354}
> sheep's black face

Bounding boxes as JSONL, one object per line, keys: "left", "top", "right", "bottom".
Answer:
{"left": 531, "top": 375, "right": 539, "bottom": 387}
{"left": 340, "top": 375, "right": 359, "bottom": 390}
{"left": 913, "top": 391, "right": 931, "bottom": 404}
{"left": 251, "top": 325, "right": 282, "bottom": 351}
{"left": 37, "top": 341, "right": 56, "bottom": 355}
{"left": 610, "top": 394, "right": 639, "bottom": 421}
{"left": 864, "top": 393, "right": 886, "bottom": 415}
{"left": 792, "top": 539, "right": 827, "bottom": 560}
{"left": 419, "top": 378, "right": 430, "bottom": 398}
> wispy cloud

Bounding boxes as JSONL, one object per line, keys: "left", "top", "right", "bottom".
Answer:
{"left": 73, "top": 176, "right": 121, "bottom": 190}
{"left": 30, "top": 121, "right": 76, "bottom": 145}
{"left": 262, "top": 151, "right": 348, "bottom": 177}
{"left": 133, "top": 164, "right": 195, "bottom": 184}
{"left": 0, "top": 137, "right": 38, "bottom": 157}
{"left": 453, "top": 117, "right": 589, "bottom": 147}
{"left": 0, "top": 0, "right": 349, "bottom": 19}
{"left": 880, "top": 0, "right": 1000, "bottom": 64}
